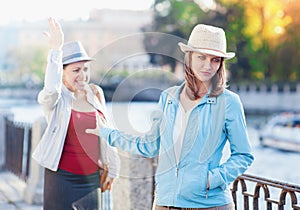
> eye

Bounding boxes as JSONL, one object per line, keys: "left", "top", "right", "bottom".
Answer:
{"left": 73, "top": 68, "right": 80, "bottom": 73}
{"left": 212, "top": 57, "right": 221, "bottom": 63}
{"left": 198, "top": 55, "right": 206, "bottom": 60}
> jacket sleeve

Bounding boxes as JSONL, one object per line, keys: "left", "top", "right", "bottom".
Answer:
{"left": 37, "top": 50, "right": 63, "bottom": 113}
{"left": 208, "top": 93, "right": 254, "bottom": 190}
{"left": 103, "top": 139, "right": 120, "bottom": 178}
{"left": 98, "top": 135, "right": 120, "bottom": 178}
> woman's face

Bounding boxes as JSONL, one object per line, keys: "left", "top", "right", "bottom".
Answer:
{"left": 190, "top": 52, "right": 222, "bottom": 84}
{"left": 62, "top": 61, "right": 90, "bottom": 92}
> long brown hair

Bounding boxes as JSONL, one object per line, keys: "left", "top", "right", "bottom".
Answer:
{"left": 184, "top": 52, "right": 227, "bottom": 98}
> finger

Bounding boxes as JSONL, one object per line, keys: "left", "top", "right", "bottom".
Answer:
{"left": 48, "top": 17, "right": 61, "bottom": 33}
{"left": 43, "top": 31, "right": 50, "bottom": 38}
{"left": 85, "top": 128, "right": 94, "bottom": 134}
{"left": 48, "top": 17, "right": 54, "bottom": 26}
{"left": 48, "top": 17, "right": 56, "bottom": 32}
{"left": 107, "top": 182, "right": 112, "bottom": 190}
{"left": 102, "top": 181, "right": 108, "bottom": 191}
{"left": 53, "top": 18, "right": 62, "bottom": 30}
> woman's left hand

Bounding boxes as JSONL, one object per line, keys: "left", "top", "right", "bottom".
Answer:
{"left": 101, "top": 176, "right": 114, "bottom": 192}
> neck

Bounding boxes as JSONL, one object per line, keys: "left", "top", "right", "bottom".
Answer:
{"left": 186, "top": 82, "right": 210, "bottom": 100}
{"left": 74, "top": 90, "right": 86, "bottom": 99}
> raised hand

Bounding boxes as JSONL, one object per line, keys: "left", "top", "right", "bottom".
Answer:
{"left": 43, "top": 17, "right": 64, "bottom": 50}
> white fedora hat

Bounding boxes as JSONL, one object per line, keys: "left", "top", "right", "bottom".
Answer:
{"left": 62, "top": 41, "right": 95, "bottom": 65}
{"left": 178, "top": 24, "right": 235, "bottom": 59}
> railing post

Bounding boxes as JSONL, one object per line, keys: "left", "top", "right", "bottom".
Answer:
{"left": 0, "top": 111, "right": 14, "bottom": 170}
{"left": 23, "top": 116, "right": 46, "bottom": 205}
{"left": 296, "top": 84, "right": 300, "bottom": 93}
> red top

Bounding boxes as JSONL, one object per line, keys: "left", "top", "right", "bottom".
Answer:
{"left": 58, "top": 109, "right": 103, "bottom": 175}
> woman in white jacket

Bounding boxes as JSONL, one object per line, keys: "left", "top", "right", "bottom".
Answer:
{"left": 32, "top": 17, "right": 119, "bottom": 210}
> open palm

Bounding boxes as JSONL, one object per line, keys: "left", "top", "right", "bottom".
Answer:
{"left": 85, "top": 113, "right": 106, "bottom": 136}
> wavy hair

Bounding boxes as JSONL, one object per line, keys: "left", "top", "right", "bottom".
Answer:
{"left": 184, "top": 52, "right": 227, "bottom": 98}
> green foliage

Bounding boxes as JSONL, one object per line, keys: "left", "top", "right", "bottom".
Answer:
{"left": 0, "top": 44, "right": 47, "bottom": 87}
{"left": 142, "top": 0, "right": 206, "bottom": 72}
{"left": 145, "top": 0, "right": 300, "bottom": 83}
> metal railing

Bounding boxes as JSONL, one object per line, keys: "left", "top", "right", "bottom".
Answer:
{"left": 4, "top": 119, "right": 32, "bottom": 180}
{"left": 232, "top": 174, "right": 300, "bottom": 210}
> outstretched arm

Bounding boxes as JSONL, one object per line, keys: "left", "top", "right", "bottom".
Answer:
{"left": 86, "top": 110, "right": 163, "bottom": 158}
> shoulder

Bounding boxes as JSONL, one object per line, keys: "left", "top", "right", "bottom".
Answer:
{"left": 162, "top": 83, "right": 183, "bottom": 97}
{"left": 221, "top": 89, "right": 242, "bottom": 103}
{"left": 220, "top": 89, "right": 245, "bottom": 114}
{"left": 89, "top": 83, "right": 104, "bottom": 95}
{"left": 163, "top": 86, "right": 179, "bottom": 95}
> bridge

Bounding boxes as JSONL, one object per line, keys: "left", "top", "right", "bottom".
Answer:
{"left": 229, "top": 83, "right": 300, "bottom": 114}
{"left": 1, "top": 82, "right": 300, "bottom": 114}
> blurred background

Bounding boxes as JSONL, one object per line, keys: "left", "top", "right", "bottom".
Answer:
{"left": 0, "top": 0, "right": 299, "bottom": 94}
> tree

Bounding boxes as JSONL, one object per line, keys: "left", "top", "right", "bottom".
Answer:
{"left": 142, "top": 0, "right": 206, "bottom": 72}
{"left": 218, "top": 0, "right": 297, "bottom": 82}
{"left": 144, "top": 0, "right": 300, "bottom": 83}
{"left": 13, "top": 45, "right": 46, "bottom": 87}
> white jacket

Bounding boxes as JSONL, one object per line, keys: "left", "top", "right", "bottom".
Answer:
{"left": 32, "top": 50, "right": 119, "bottom": 178}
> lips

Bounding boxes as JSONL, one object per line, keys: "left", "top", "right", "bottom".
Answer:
{"left": 200, "top": 71, "right": 211, "bottom": 76}
{"left": 76, "top": 81, "right": 86, "bottom": 89}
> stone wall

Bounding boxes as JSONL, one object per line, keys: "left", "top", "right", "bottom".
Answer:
{"left": 112, "top": 150, "right": 155, "bottom": 210}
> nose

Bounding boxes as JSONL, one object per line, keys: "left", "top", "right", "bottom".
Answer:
{"left": 203, "top": 58, "right": 212, "bottom": 69}
{"left": 79, "top": 70, "right": 87, "bottom": 81}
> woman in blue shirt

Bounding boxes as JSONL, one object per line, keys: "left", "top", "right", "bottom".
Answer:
{"left": 87, "top": 24, "right": 254, "bottom": 210}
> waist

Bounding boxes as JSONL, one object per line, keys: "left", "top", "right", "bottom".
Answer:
{"left": 58, "top": 151, "right": 98, "bottom": 175}
{"left": 155, "top": 203, "right": 234, "bottom": 210}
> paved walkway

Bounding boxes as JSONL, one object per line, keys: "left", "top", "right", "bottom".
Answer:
{"left": 0, "top": 171, "right": 42, "bottom": 210}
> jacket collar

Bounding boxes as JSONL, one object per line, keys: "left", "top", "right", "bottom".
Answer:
{"left": 62, "top": 84, "right": 75, "bottom": 99}
{"left": 172, "top": 82, "right": 214, "bottom": 105}
{"left": 61, "top": 84, "right": 107, "bottom": 116}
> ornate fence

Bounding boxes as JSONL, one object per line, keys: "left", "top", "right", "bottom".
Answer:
{"left": 232, "top": 174, "right": 300, "bottom": 209}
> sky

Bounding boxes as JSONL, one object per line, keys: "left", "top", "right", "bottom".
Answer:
{"left": 0, "top": 0, "right": 154, "bottom": 25}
